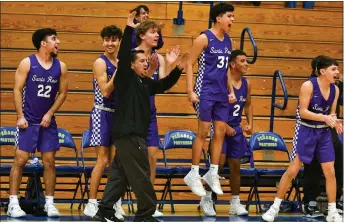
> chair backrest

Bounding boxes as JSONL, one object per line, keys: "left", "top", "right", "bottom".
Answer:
{"left": 0, "top": 126, "right": 16, "bottom": 146}
{"left": 249, "top": 131, "right": 289, "bottom": 167}
{"left": 80, "top": 129, "right": 95, "bottom": 168}
{"left": 56, "top": 128, "right": 80, "bottom": 166}
{"left": 162, "top": 130, "right": 207, "bottom": 167}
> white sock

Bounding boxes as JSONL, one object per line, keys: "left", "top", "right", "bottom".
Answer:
{"left": 272, "top": 197, "right": 282, "bottom": 208}
{"left": 209, "top": 164, "right": 219, "bottom": 175}
{"left": 89, "top": 199, "right": 97, "bottom": 204}
{"left": 9, "top": 195, "right": 18, "bottom": 204}
{"left": 328, "top": 202, "right": 336, "bottom": 211}
{"left": 232, "top": 195, "right": 240, "bottom": 204}
{"left": 191, "top": 165, "right": 199, "bottom": 174}
{"left": 45, "top": 196, "right": 54, "bottom": 205}
{"left": 205, "top": 190, "right": 212, "bottom": 199}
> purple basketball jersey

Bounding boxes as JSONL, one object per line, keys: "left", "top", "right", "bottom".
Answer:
{"left": 297, "top": 77, "right": 336, "bottom": 125}
{"left": 23, "top": 55, "right": 61, "bottom": 124}
{"left": 94, "top": 55, "right": 117, "bottom": 109}
{"left": 194, "top": 30, "right": 232, "bottom": 102}
{"left": 227, "top": 77, "right": 248, "bottom": 125}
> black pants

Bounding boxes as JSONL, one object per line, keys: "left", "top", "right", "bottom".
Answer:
{"left": 100, "top": 136, "right": 157, "bottom": 218}
{"left": 303, "top": 128, "right": 343, "bottom": 203}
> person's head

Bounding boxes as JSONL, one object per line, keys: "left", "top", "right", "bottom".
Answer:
{"left": 230, "top": 50, "right": 248, "bottom": 75}
{"left": 210, "top": 3, "right": 235, "bottom": 32}
{"left": 100, "top": 25, "right": 122, "bottom": 55}
{"left": 136, "top": 21, "right": 159, "bottom": 47}
{"left": 311, "top": 55, "right": 339, "bottom": 84}
{"left": 131, "top": 5, "right": 149, "bottom": 23}
{"left": 131, "top": 49, "right": 148, "bottom": 77}
{"left": 32, "top": 28, "right": 60, "bottom": 57}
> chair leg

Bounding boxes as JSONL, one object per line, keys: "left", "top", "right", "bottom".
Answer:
{"left": 158, "top": 177, "right": 169, "bottom": 210}
{"left": 70, "top": 178, "right": 80, "bottom": 209}
{"left": 167, "top": 179, "right": 174, "bottom": 213}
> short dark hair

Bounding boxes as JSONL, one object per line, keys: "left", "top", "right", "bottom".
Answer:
{"left": 100, "top": 25, "right": 122, "bottom": 40}
{"left": 230, "top": 50, "right": 247, "bottom": 62}
{"left": 311, "top": 55, "right": 338, "bottom": 77}
{"left": 32, "top": 28, "right": 57, "bottom": 50}
{"left": 135, "top": 20, "right": 158, "bottom": 46}
{"left": 130, "top": 49, "right": 145, "bottom": 63}
{"left": 130, "top": 5, "right": 149, "bottom": 14}
{"left": 210, "top": 3, "right": 234, "bottom": 24}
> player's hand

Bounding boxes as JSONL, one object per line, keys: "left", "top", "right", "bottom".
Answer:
{"left": 177, "top": 52, "right": 190, "bottom": 70}
{"left": 158, "top": 22, "right": 165, "bottom": 31}
{"left": 335, "top": 119, "right": 343, "bottom": 134}
{"left": 243, "top": 125, "right": 253, "bottom": 135}
{"left": 127, "top": 11, "right": 139, "bottom": 28}
{"left": 17, "top": 117, "right": 28, "bottom": 129}
{"left": 228, "top": 92, "right": 237, "bottom": 103}
{"left": 40, "top": 113, "right": 52, "bottom": 128}
{"left": 226, "top": 125, "right": 236, "bottom": 136}
{"left": 324, "top": 114, "right": 337, "bottom": 128}
{"left": 148, "top": 53, "right": 159, "bottom": 71}
{"left": 166, "top": 45, "right": 180, "bottom": 66}
{"left": 187, "top": 91, "right": 199, "bottom": 103}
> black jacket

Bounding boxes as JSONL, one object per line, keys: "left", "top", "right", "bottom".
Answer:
{"left": 112, "top": 25, "right": 182, "bottom": 141}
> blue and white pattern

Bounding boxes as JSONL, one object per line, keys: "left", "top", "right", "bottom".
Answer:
{"left": 89, "top": 108, "right": 102, "bottom": 146}
{"left": 290, "top": 104, "right": 301, "bottom": 161}
{"left": 194, "top": 51, "right": 206, "bottom": 119}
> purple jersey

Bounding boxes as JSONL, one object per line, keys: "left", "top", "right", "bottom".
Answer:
{"left": 297, "top": 77, "right": 336, "bottom": 125}
{"left": 23, "top": 55, "right": 61, "bottom": 124}
{"left": 93, "top": 55, "right": 116, "bottom": 109}
{"left": 194, "top": 30, "right": 232, "bottom": 102}
{"left": 227, "top": 77, "right": 248, "bottom": 125}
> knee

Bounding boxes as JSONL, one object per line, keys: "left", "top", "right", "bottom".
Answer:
{"left": 323, "top": 167, "right": 336, "bottom": 180}
{"left": 285, "top": 166, "right": 300, "bottom": 179}
{"left": 14, "top": 155, "right": 29, "bottom": 168}
{"left": 97, "top": 156, "right": 110, "bottom": 168}
{"left": 213, "top": 125, "right": 226, "bottom": 138}
{"left": 43, "top": 158, "right": 55, "bottom": 170}
{"left": 197, "top": 128, "right": 209, "bottom": 140}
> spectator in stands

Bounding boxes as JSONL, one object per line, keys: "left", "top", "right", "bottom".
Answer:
{"left": 262, "top": 55, "right": 343, "bottom": 222}
{"left": 83, "top": 25, "right": 125, "bottom": 220}
{"left": 184, "top": 2, "right": 236, "bottom": 198}
{"left": 8, "top": 28, "right": 68, "bottom": 218}
{"left": 302, "top": 56, "right": 343, "bottom": 218}
{"left": 130, "top": 5, "right": 164, "bottom": 50}
{"left": 93, "top": 12, "right": 185, "bottom": 222}
{"left": 286, "top": 1, "right": 315, "bottom": 9}
{"left": 199, "top": 50, "right": 253, "bottom": 216}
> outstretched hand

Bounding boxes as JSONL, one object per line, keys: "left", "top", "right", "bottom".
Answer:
{"left": 127, "top": 11, "right": 139, "bottom": 28}
{"left": 165, "top": 45, "right": 180, "bottom": 66}
{"left": 177, "top": 52, "right": 190, "bottom": 70}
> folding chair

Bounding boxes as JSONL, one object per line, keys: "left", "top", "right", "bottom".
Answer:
{"left": 249, "top": 131, "right": 302, "bottom": 213}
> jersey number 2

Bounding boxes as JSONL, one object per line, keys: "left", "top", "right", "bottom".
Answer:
{"left": 233, "top": 104, "right": 240, "bottom": 117}
{"left": 37, "top": 84, "right": 51, "bottom": 98}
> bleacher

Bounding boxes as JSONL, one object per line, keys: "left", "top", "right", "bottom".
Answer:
{"left": 0, "top": 1, "right": 343, "bottom": 207}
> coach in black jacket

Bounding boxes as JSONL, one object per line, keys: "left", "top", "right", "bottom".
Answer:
{"left": 94, "top": 12, "right": 185, "bottom": 222}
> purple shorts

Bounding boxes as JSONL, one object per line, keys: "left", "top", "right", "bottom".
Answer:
{"left": 89, "top": 108, "right": 114, "bottom": 147}
{"left": 193, "top": 99, "right": 229, "bottom": 122}
{"left": 15, "top": 122, "right": 60, "bottom": 153}
{"left": 290, "top": 124, "right": 334, "bottom": 164}
{"left": 146, "top": 110, "right": 160, "bottom": 147}
{"left": 221, "top": 125, "right": 251, "bottom": 158}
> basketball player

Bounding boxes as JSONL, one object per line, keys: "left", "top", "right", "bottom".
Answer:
{"left": 184, "top": 3, "right": 236, "bottom": 197}
{"left": 262, "top": 55, "right": 343, "bottom": 222}
{"left": 8, "top": 28, "right": 68, "bottom": 218}
{"left": 200, "top": 50, "right": 252, "bottom": 216}
{"left": 83, "top": 25, "right": 125, "bottom": 220}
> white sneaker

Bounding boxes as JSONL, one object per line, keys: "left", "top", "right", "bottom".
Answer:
{"left": 6, "top": 203, "right": 26, "bottom": 218}
{"left": 113, "top": 199, "right": 126, "bottom": 216}
{"left": 262, "top": 205, "right": 279, "bottom": 222}
{"left": 202, "top": 171, "right": 223, "bottom": 195}
{"left": 84, "top": 202, "right": 99, "bottom": 218}
{"left": 200, "top": 197, "right": 216, "bottom": 216}
{"left": 229, "top": 202, "right": 249, "bottom": 216}
{"left": 44, "top": 203, "right": 60, "bottom": 217}
{"left": 152, "top": 209, "right": 164, "bottom": 217}
{"left": 184, "top": 170, "right": 206, "bottom": 197}
{"left": 326, "top": 209, "right": 343, "bottom": 222}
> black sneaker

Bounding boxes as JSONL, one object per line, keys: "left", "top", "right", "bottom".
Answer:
{"left": 304, "top": 202, "right": 324, "bottom": 218}
{"left": 93, "top": 206, "right": 121, "bottom": 222}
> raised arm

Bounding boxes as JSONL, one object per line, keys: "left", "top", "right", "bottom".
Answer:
{"left": 13, "top": 57, "right": 30, "bottom": 128}
{"left": 186, "top": 34, "right": 207, "bottom": 103}
{"left": 41, "top": 62, "right": 68, "bottom": 127}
